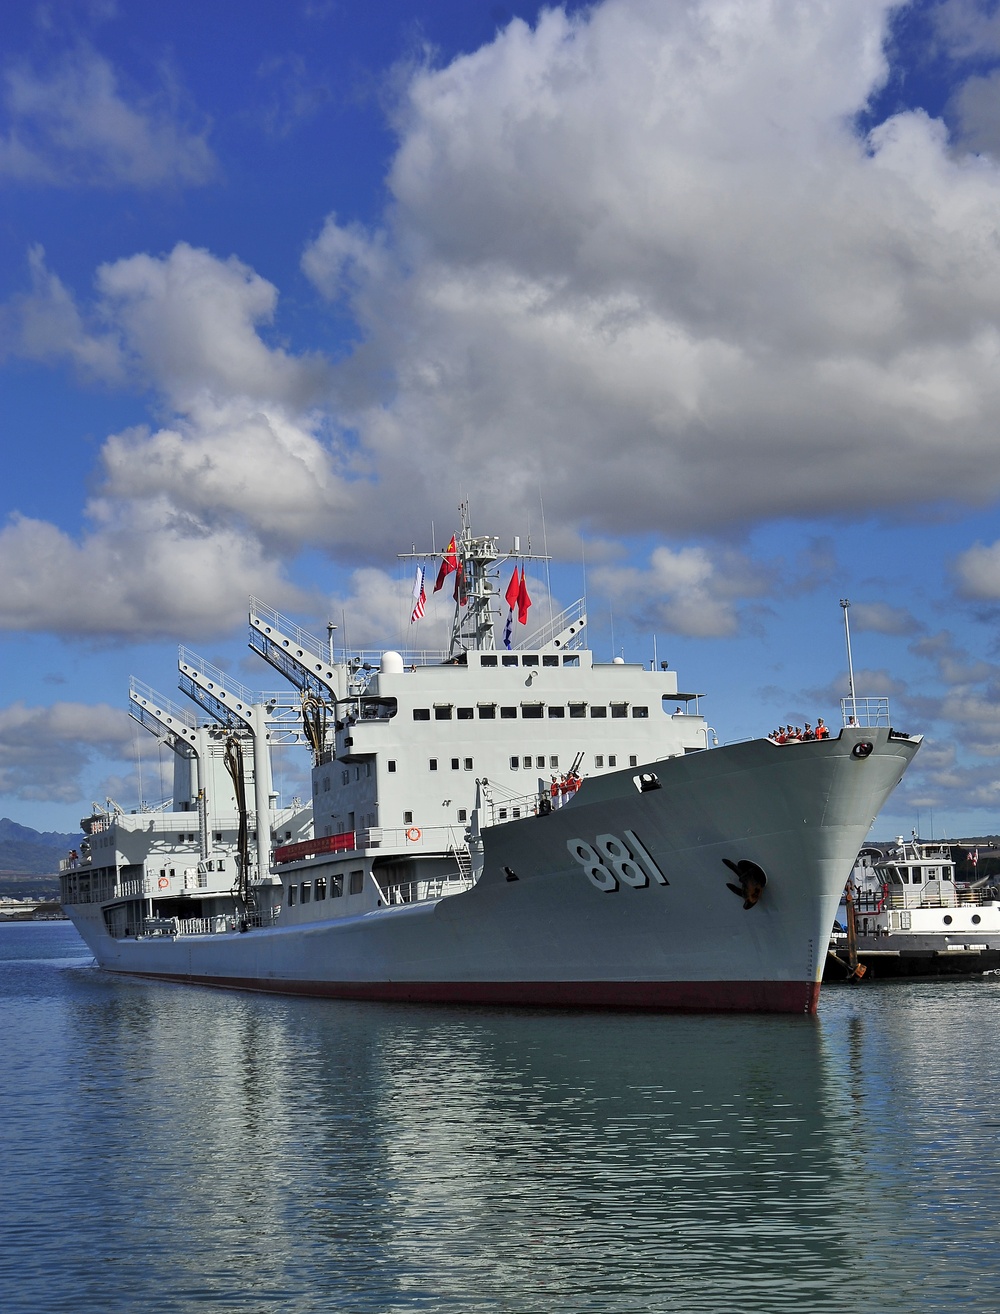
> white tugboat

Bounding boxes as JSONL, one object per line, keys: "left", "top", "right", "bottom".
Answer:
{"left": 826, "top": 837, "right": 1000, "bottom": 979}
{"left": 62, "top": 512, "right": 920, "bottom": 1013}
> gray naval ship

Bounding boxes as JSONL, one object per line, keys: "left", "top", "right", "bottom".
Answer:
{"left": 62, "top": 513, "right": 920, "bottom": 1014}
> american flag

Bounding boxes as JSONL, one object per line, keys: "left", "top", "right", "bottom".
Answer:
{"left": 410, "top": 565, "right": 426, "bottom": 623}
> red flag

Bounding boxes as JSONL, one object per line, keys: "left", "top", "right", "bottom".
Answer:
{"left": 453, "top": 561, "right": 468, "bottom": 607}
{"left": 504, "top": 567, "right": 519, "bottom": 611}
{"left": 433, "top": 535, "right": 458, "bottom": 592}
{"left": 516, "top": 568, "right": 531, "bottom": 625}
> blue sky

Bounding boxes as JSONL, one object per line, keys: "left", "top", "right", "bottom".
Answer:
{"left": 4, "top": 0, "right": 1000, "bottom": 840}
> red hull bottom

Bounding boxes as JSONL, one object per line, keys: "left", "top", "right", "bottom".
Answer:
{"left": 109, "top": 972, "right": 822, "bottom": 1015}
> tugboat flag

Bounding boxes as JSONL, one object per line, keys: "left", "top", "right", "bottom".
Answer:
{"left": 433, "top": 535, "right": 458, "bottom": 592}
{"left": 410, "top": 565, "right": 426, "bottom": 623}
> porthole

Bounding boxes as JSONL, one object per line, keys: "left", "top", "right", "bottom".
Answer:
{"left": 972, "top": 914, "right": 982, "bottom": 925}
{"left": 943, "top": 915, "right": 953, "bottom": 926}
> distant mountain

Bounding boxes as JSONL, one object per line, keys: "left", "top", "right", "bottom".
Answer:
{"left": 0, "top": 817, "right": 81, "bottom": 876}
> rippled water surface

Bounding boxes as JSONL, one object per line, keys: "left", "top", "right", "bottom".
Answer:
{"left": 3, "top": 922, "right": 1000, "bottom": 1313}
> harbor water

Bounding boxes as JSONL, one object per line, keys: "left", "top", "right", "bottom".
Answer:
{"left": 3, "top": 921, "right": 999, "bottom": 1314}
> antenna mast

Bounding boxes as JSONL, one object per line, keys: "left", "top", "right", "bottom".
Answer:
{"left": 840, "top": 599, "right": 856, "bottom": 723}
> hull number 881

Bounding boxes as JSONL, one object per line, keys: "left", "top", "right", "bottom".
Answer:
{"left": 567, "top": 831, "right": 668, "bottom": 893}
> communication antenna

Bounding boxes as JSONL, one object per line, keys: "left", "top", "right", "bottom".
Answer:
{"left": 840, "top": 599, "right": 856, "bottom": 723}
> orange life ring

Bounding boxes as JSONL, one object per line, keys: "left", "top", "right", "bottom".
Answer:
{"left": 406, "top": 827, "right": 421, "bottom": 842}
{"left": 157, "top": 877, "right": 169, "bottom": 889}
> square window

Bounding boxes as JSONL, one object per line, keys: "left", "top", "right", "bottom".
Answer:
{"left": 510, "top": 757, "right": 519, "bottom": 769}
{"left": 499, "top": 807, "right": 508, "bottom": 819}
{"left": 435, "top": 706, "right": 452, "bottom": 720}
{"left": 611, "top": 704, "right": 628, "bottom": 719}
{"left": 543, "top": 655, "right": 559, "bottom": 667}
{"left": 413, "top": 708, "right": 430, "bottom": 721}
{"left": 404, "top": 810, "right": 413, "bottom": 824}
{"left": 562, "top": 655, "right": 580, "bottom": 666}
{"left": 500, "top": 706, "right": 517, "bottom": 719}
{"left": 548, "top": 705, "right": 565, "bottom": 718}
{"left": 478, "top": 705, "right": 496, "bottom": 719}
{"left": 451, "top": 758, "right": 460, "bottom": 770}
{"left": 480, "top": 654, "right": 498, "bottom": 667}
{"left": 632, "top": 706, "right": 649, "bottom": 718}
{"left": 523, "top": 756, "right": 532, "bottom": 768}
{"left": 349, "top": 870, "right": 365, "bottom": 895}
{"left": 522, "top": 704, "right": 543, "bottom": 719}
{"left": 590, "top": 706, "right": 607, "bottom": 718}
{"left": 464, "top": 757, "right": 473, "bottom": 770}
{"left": 569, "top": 704, "right": 586, "bottom": 719}
{"left": 388, "top": 760, "right": 397, "bottom": 772}
{"left": 629, "top": 755, "right": 638, "bottom": 767}
{"left": 595, "top": 755, "right": 604, "bottom": 768}
{"left": 429, "top": 759, "right": 438, "bottom": 771}
{"left": 609, "top": 755, "right": 617, "bottom": 767}
{"left": 512, "top": 807, "right": 521, "bottom": 818}
{"left": 458, "top": 808, "right": 468, "bottom": 822}
{"left": 522, "top": 655, "right": 538, "bottom": 666}
{"left": 536, "top": 756, "right": 545, "bottom": 768}
{"left": 457, "top": 707, "right": 474, "bottom": 720}
{"left": 214, "top": 831, "right": 222, "bottom": 842}
{"left": 549, "top": 756, "right": 559, "bottom": 768}
{"left": 502, "top": 655, "right": 518, "bottom": 666}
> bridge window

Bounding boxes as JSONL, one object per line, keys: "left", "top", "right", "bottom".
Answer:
{"left": 458, "top": 707, "right": 474, "bottom": 720}
{"left": 349, "top": 870, "right": 364, "bottom": 895}
{"left": 543, "top": 655, "right": 559, "bottom": 667}
{"left": 434, "top": 706, "right": 452, "bottom": 720}
{"left": 611, "top": 704, "right": 628, "bottom": 718}
{"left": 502, "top": 655, "right": 518, "bottom": 667}
{"left": 522, "top": 655, "right": 538, "bottom": 666}
{"left": 315, "top": 877, "right": 327, "bottom": 900}
{"left": 522, "top": 704, "right": 543, "bottom": 719}
{"left": 632, "top": 706, "right": 649, "bottom": 718}
{"left": 288, "top": 884, "right": 298, "bottom": 905}
{"left": 478, "top": 705, "right": 496, "bottom": 719}
{"left": 413, "top": 708, "right": 430, "bottom": 720}
{"left": 548, "top": 706, "right": 565, "bottom": 718}
{"left": 569, "top": 703, "right": 586, "bottom": 719}
{"left": 501, "top": 706, "right": 517, "bottom": 719}
{"left": 481, "top": 654, "right": 497, "bottom": 667}
{"left": 562, "top": 655, "right": 580, "bottom": 666}
{"left": 591, "top": 706, "right": 607, "bottom": 718}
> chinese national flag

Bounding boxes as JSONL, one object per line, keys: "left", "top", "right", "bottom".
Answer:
{"left": 433, "top": 535, "right": 458, "bottom": 592}
{"left": 516, "top": 568, "right": 531, "bottom": 624}
{"left": 504, "top": 567, "right": 519, "bottom": 610}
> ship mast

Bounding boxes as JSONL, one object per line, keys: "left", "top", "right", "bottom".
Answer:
{"left": 401, "top": 501, "right": 550, "bottom": 658}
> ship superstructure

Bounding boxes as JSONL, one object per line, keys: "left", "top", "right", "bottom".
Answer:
{"left": 62, "top": 513, "right": 920, "bottom": 1013}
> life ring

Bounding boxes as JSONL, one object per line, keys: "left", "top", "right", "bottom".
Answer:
{"left": 157, "top": 877, "right": 169, "bottom": 889}
{"left": 406, "top": 827, "right": 421, "bottom": 842}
